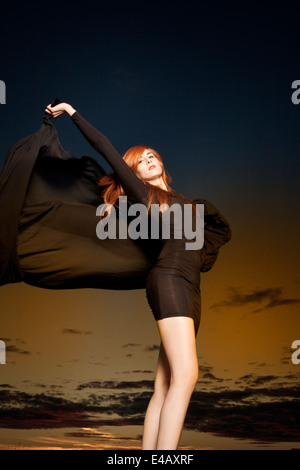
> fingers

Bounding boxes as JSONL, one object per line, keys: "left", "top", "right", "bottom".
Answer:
{"left": 45, "top": 104, "right": 54, "bottom": 116}
{"left": 45, "top": 103, "right": 64, "bottom": 118}
{"left": 45, "top": 104, "right": 52, "bottom": 115}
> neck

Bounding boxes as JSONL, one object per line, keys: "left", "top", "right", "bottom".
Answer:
{"left": 148, "top": 176, "right": 168, "bottom": 191}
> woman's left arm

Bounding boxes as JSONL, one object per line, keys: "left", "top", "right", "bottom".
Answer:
{"left": 45, "top": 103, "right": 149, "bottom": 205}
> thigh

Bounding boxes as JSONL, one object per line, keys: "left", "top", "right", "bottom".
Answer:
{"left": 157, "top": 317, "right": 198, "bottom": 382}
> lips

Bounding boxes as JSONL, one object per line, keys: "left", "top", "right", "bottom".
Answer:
{"left": 149, "top": 165, "right": 156, "bottom": 170}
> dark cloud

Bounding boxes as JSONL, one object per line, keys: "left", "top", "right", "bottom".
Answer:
{"left": 143, "top": 344, "right": 160, "bottom": 352}
{"left": 199, "top": 365, "right": 214, "bottom": 374}
{"left": 76, "top": 380, "right": 154, "bottom": 391}
{"left": 185, "top": 383, "right": 300, "bottom": 443}
{"left": 0, "top": 376, "right": 299, "bottom": 443}
{"left": 281, "top": 345, "right": 294, "bottom": 365}
{"left": 64, "top": 429, "right": 140, "bottom": 443}
{"left": 15, "top": 338, "right": 26, "bottom": 345}
{"left": 2, "top": 338, "right": 31, "bottom": 356}
{"left": 238, "top": 374, "right": 278, "bottom": 387}
{"left": 62, "top": 329, "right": 92, "bottom": 335}
{"left": 210, "top": 286, "right": 300, "bottom": 313}
{"left": 122, "top": 343, "right": 160, "bottom": 353}
{"left": 186, "top": 396, "right": 300, "bottom": 443}
{"left": 121, "top": 370, "right": 154, "bottom": 375}
{"left": 202, "top": 372, "right": 224, "bottom": 383}
{"left": 6, "top": 345, "right": 30, "bottom": 355}
{"left": 198, "top": 365, "right": 227, "bottom": 384}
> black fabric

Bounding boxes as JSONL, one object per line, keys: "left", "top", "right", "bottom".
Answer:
{"left": 0, "top": 112, "right": 231, "bottom": 294}
{"left": 0, "top": 115, "right": 59, "bottom": 285}
{"left": 70, "top": 111, "right": 231, "bottom": 275}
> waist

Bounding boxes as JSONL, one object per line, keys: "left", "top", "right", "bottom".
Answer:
{"left": 154, "top": 244, "right": 201, "bottom": 280}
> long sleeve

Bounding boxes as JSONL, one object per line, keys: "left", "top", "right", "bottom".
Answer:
{"left": 71, "top": 111, "right": 149, "bottom": 205}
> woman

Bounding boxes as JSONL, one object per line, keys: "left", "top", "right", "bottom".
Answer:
{"left": 43, "top": 102, "right": 230, "bottom": 449}
{"left": 44, "top": 101, "right": 231, "bottom": 449}
{"left": 0, "top": 100, "right": 230, "bottom": 449}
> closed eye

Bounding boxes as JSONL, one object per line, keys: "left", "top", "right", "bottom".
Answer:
{"left": 139, "top": 154, "right": 155, "bottom": 164}
{"left": 139, "top": 156, "right": 153, "bottom": 164}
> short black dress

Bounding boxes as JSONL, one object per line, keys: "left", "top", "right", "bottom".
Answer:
{"left": 0, "top": 111, "right": 231, "bottom": 335}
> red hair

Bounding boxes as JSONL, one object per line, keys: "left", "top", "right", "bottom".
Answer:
{"left": 98, "top": 145, "right": 195, "bottom": 211}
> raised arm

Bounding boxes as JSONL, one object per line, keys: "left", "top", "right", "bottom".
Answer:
{"left": 45, "top": 103, "right": 149, "bottom": 205}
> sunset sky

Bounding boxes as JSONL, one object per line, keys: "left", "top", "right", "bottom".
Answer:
{"left": 0, "top": 2, "right": 299, "bottom": 450}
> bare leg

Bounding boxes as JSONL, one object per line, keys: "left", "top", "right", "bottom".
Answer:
{"left": 142, "top": 316, "right": 198, "bottom": 450}
{"left": 156, "top": 317, "right": 198, "bottom": 450}
{"left": 142, "top": 344, "right": 170, "bottom": 449}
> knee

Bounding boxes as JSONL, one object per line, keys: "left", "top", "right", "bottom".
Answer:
{"left": 174, "top": 363, "right": 199, "bottom": 392}
{"left": 186, "top": 364, "right": 199, "bottom": 390}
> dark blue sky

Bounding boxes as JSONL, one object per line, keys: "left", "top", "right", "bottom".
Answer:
{"left": 1, "top": 2, "right": 299, "bottom": 216}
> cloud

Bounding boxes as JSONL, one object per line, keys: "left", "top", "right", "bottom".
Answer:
{"left": 121, "top": 370, "right": 154, "bottom": 375}
{"left": 5, "top": 345, "right": 30, "bottom": 355}
{"left": 210, "top": 286, "right": 300, "bottom": 313}
{"left": 201, "top": 372, "right": 224, "bottom": 383}
{"left": 2, "top": 338, "right": 31, "bottom": 356}
{"left": 76, "top": 380, "right": 154, "bottom": 391}
{"left": 121, "top": 343, "right": 160, "bottom": 356}
{"left": 64, "top": 427, "right": 141, "bottom": 445}
{"left": 143, "top": 344, "right": 160, "bottom": 352}
{"left": 186, "top": 394, "right": 300, "bottom": 443}
{"left": 62, "top": 329, "right": 92, "bottom": 335}
{"left": 237, "top": 374, "right": 279, "bottom": 387}
{"left": 281, "top": 345, "right": 295, "bottom": 365}
{"left": 0, "top": 374, "right": 299, "bottom": 444}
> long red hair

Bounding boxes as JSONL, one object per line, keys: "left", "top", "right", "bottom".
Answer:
{"left": 98, "top": 145, "right": 195, "bottom": 211}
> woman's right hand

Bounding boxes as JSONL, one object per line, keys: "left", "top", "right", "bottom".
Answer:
{"left": 45, "top": 102, "right": 76, "bottom": 118}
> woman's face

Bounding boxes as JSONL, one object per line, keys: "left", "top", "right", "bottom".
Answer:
{"left": 135, "top": 149, "right": 163, "bottom": 182}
